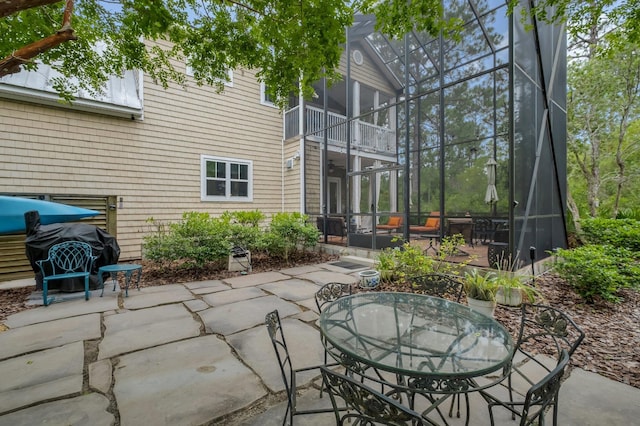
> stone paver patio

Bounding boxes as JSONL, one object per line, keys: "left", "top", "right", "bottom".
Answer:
{"left": 0, "top": 257, "right": 638, "bottom": 425}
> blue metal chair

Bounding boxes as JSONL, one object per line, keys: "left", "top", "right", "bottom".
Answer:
{"left": 36, "top": 241, "right": 97, "bottom": 306}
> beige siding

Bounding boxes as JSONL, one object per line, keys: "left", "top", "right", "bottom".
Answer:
{"left": 0, "top": 67, "right": 284, "bottom": 261}
{"left": 304, "top": 141, "right": 322, "bottom": 215}
{"left": 338, "top": 47, "right": 396, "bottom": 95}
{"left": 283, "top": 139, "right": 302, "bottom": 212}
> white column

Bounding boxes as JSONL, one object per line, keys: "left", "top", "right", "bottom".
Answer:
{"left": 353, "top": 81, "right": 360, "bottom": 146}
{"left": 353, "top": 155, "right": 361, "bottom": 216}
{"left": 390, "top": 171, "right": 398, "bottom": 212}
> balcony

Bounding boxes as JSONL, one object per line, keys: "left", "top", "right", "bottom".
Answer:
{"left": 285, "top": 105, "right": 396, "bottom": 155}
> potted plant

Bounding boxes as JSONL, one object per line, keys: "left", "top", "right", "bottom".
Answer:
{"left": 375, "top": 248, "right": 398, "bottom": 283}
{"left": 463, "top": 268, "right": 499, "bottom": 317}
{"left": 494, "top": 272, "right": 538, "bottom": 306}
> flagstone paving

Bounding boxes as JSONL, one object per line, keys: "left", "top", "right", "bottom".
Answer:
{"left": 0, "top": 258, "right": 638, "bottom": 426}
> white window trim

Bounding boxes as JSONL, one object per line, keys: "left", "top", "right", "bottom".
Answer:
{"left": 201, "top": 155, "right": 253, "bottom": 202}
{"left": 186, "top": 66, "right": 233, "bottom": 87}
{"left": 260, "top": 82, "right": 277, "bottom": 108}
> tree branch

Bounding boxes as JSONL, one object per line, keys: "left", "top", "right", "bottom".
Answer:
{"left": 0, "top": 0, "right": 75, "bottom": 77}
{"left": 0, "top": 0, "right": 62, "bottom": 19}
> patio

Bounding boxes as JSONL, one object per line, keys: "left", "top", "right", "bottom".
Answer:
{"left": 0, "top": 257, "right": 638, "bottom": 425}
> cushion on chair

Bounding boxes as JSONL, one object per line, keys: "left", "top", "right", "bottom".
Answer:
{"left": 410, "top": 212, "right": 440, "bottom": 233}
{"left": 387, "top": 216, "right": 402, "bottom": 227}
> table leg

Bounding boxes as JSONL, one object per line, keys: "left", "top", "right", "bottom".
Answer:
{"left": 99, "top": 272, "right": 105, "bottom": 297}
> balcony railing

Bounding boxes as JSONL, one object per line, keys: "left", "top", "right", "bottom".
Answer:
{"left": 284, "top": 105, "right": 396, "bottom": 155}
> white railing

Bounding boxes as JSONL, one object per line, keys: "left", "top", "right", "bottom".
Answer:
{"left": 305, "top": 106, "right": 348, "bottom": 146}
{"left": 356, "top": 121, "right": 396, "bottom": 153}
{"left": 284, "top": 105, "right": 396, "bottom": 154}
{"left": 284, "top": 106, "right": 300, "bottom": 140}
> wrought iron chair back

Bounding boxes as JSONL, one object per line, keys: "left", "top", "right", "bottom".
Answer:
{"left": 315, "top": 282, "right": 352, "bottom": 313}
{"left": 265, "top": 310, "right": 337, "bottom": 426}
{"left": 320, "top": 366, "right": 425, "bottom": 426}
{"left": 409, "top": 273, "right": 465, "bottom": 302}
{"left": 501, "top": 304, "right": 584, "bottom": 422}
{"left": 36, "top": 241, "right": 97, "bottom": 306}
{"left": 516, "top": 304, "right": 585, "bottom": 360}
{"left": 487, "top": 349, "right": 570, "bottom": 426}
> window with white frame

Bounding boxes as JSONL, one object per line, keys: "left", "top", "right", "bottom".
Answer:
{"left": 260, "top": 82, "right": 277, "bottom": 107}
{"left": 201, "top": 155, "right": 252, "bottom": 201}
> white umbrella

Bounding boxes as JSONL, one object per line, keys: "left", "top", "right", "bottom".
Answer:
{"left": 485, "top": 158, "right": 499, "bottom": 204}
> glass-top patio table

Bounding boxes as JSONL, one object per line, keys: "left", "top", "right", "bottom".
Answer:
{"left": 319, "top": 292, "right": 514, "bottom": 422}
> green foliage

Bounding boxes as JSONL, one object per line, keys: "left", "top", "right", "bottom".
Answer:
{"left": 143, "top": 212, "right": 232, "bottom": 267}
{"left": 2, "top": 0, "right": 353, "bottom": 107}
{"left": 580, "top": 218, "right": 640, "bottom": 251}
{"left": 374, "top": 235, "right": 471, "bottom": 287}
{"left": 374, "top": 240, "right": 434, "bottom": 284}
{"left": 222, "top": 210, "right": 265, "bottom": 251}
{"left": 617, "top": 208, "right": 640, "bottom": 221}
{"left": 554, "top": 245, "right": 640, "bottom": 303}
{"left": 261, "top": 212, "right": 319, "bottom": 262}
{"left": 432, "top": 234, "right": 472, "bottom": 275}
{"left": 463, "top": 268, "right": 499, "bottom": 302}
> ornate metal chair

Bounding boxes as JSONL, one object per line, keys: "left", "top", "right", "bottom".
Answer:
{"left": 485, "top": 349, "right": 570, "bottom": 426}
{"left": 504, "top": 304, "right": 584, "bottom": 412}
{"left": 315, "top": 282, "right": 352, "bottom": 312}
{"left": 265, "top": 310, "right": 338, "bottom": 426}
{"left": 408, "top": 273, "right": 467, "bottom": 420}
{"left": 36, "top": 241, "right": 97, "bottom": 306}
{"left": 408, "top": 273, "right": 465, "bottom": 302}
{"left": 320, "top": 366, "right": 426, "bottom": 426}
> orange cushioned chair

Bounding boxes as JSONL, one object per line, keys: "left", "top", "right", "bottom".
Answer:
{"left": 376, "top": 215, "right": 403, "bottom": 232}
{"left": 410, "top": 212, "right": 440, "bottom": 234}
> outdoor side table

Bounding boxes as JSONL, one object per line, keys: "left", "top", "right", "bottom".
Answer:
{"left": 98, "top": 264, "right": 142, "bottom": 297}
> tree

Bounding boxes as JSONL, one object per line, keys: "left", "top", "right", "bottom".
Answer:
{"left": 568, "top": 43, "right": 640, "bottom": 217}
{"left": 2, "top": 0, "right": 637, "bottom": 105}
{"left": 1, "top": 0, "right": 356, "bottom": 105}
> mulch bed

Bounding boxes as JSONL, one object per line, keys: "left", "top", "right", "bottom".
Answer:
{"left": 1, "top": 253, "right": 638, "bottom": 389}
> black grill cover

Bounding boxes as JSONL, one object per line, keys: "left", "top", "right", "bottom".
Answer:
{"left": 24, "top": 211, "right": 120, "bottom": 291}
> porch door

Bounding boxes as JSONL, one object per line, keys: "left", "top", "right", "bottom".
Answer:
{"left": 328, "top": 177, "right": 342, "bottom": 214}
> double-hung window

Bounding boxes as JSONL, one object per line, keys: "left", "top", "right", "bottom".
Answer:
{"left": 260, "top": 82, "right": 277, "bottom": 107}
{"left": 201, "top": 155, "right": 252, "bottom": 201}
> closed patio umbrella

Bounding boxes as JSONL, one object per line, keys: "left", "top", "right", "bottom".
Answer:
{"left": 485, "top": 158, "right": 499, "bottom": 204}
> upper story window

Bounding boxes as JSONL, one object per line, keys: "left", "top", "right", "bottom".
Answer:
{"left": 186, "top": 65, "right": 233, "bottom": 87}
{"left": 0, "top": 63, "right": 143, "bottom": 119}
{"left": 260, "top": 82, "right": 277, "bottom": 107}
{"left": 201, "top": 155, "right": 253, "bottom": 202}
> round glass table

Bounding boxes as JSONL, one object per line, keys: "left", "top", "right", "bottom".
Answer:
{"left": 319, "top": 292, "right": 514, "bottom": 381}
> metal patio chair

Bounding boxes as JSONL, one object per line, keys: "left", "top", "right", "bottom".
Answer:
{"left": 36, "top": 241, "right": 97, "bottom": 306}
{"left": 408, "top": 273, "right": 468, "bottom": 422}
{"left": 485, "top": 349, "right": 571, "bottom": 426}
{"left": 408, "top": 273, "right": 465, "bottom": 303}
{"left": 265, "top": 310, "right": 339, "bottom": 425}
{"left": 320, "top": 366, "right": 426, "bottom": 425}
{"left": 506, "top": 304, "right": 585, "bottom": 411}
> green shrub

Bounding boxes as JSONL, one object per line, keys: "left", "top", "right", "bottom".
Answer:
{"left": 143, "top": 212, "right": 232, "bottom": 267}
{"left": 616, "top": 208, "right": 640, "bottom": 221}
{"left": 554, "top": 245, "right": 640, "bottom": 303}
{"left": 375, "top": 240, "right": 434, "bottom": 285}
{"left": 261, "top": 212, "right": 319, "bottom": 262}
{"left": 222, "top": 210, "right": 266, "bottom": 251}
{"left": 580, "top": 218, "right": 640, "bottom": 251}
